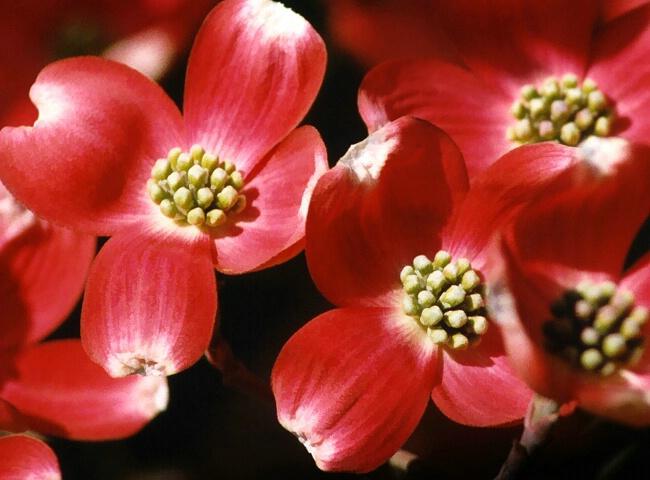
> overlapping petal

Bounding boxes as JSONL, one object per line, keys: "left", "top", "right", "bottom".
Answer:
{"left": 0, "top": 221, "right": 94, "bottom": 350}
{"left": 306, "top": 117, "right": 468, "bottom": 308}
{"left": 431, "top": 329, "right": 532, "bottom": 426}
{"left": 0, "top": 435, "right": 60, "bottom": 480}
{"left": 211, "top": 126, "right": 328, "bottom": 274}
{"left": 80, "top": 231, "right": 216, "bottom": 377}
{"left": 444, "top": 142, "right": 577, "bottom": 266}
{"left": 272, "top": 307, "right": 436, "bottom": 473}
{"left": 184, "top": 0, "right": 326, "bottom": 173}
{"left": 359, "top": 60, "right": 511, "bottom": 180}
{"left": 0, "top": 57, "right": 184, "bottom": 235}
{"left": 0, "top": 340, "right": 168, "bottom": 440}
{"left": 588, "top": 5, "right": 650, "bottom": 144}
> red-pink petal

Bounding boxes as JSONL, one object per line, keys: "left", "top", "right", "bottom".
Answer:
{"left": 272, "top": 307, "right": 436, "bottom": 473}
{"left": 444, "top": 142, "right": 577, "bottom": 269}
{"left": 306, "top": 117, "right": 469, "bottom": 308}
{"left": 430, "top": 0, "right": 595, "bottom": 93}
{"left": 183, "top": 0, "right": 326, "bottom": 173}
{"left": 81, "top": 230, "right": 216, "bottom": 377}
{"left": 0, "top": 340, "right": 168, "bottom": 440}
{"left": 0, "top": 57, "right": 184, "bottom": 235}
{"left": 431, "top": 328, "right": 532, "bottom": 426}
{"left": 0, "top": 435, "right": 60, "bottom": 480}
{"left": 0, "top": 399, "right": 28, "bottom": 433}
{"left": 0, "top": 220, "right": 94, "bottom": 349}
{"left": 600, "top": 0, "right": 650, "bottom": 23}
{"left": 359, "top": 59, "right": 512, "bottom": 180}
{"left": 588, "top": 5, "right": 650, "bottom": 144}
{"left": 503, "top": 138, "right": 650, "bottom": 278}
{"left": 211, "top": 126, "right": 328, "bottom": 274}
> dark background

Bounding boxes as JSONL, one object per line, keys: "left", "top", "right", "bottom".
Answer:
{"left": 45, "top": 1, "right": 650, "bottom": 479}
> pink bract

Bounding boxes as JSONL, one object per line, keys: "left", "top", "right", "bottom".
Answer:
{"left": 489, "top": 137, "right": 650, "bottom": 427}
{"left": 0, "top": 435, "right": 61, "bottom": 480}
{"left": 0, "top": 0, "right": 219, "bottom": 126}
{"left": 0, "top": 185, "right": 169, "bottom": 440}
{"left": 0, "top": 0, "right": 328, "bottom": 377}
{"left": 272, "top": 116, "right": 593, "bottom": 472}
{"left": 357, "top": 1, "right": 650, "bottom": 181}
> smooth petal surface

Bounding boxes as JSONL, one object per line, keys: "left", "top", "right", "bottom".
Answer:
{"left": 0, "top": 435, "right": 60, "bottom": 480}
{"left": 0, "top": 340, "right": 168, "bottom": 440}
{"left": 504, "top": 139, "right": 650, "bottom": 278}
{"left": 272, "top": 307, "right": 436, "bottom": 473}
{"left": 0, "top": 399, "right": 27, "bottom": 433}
{"left": 430, "top": 0, "right": 595, "bottom": 93}
{"left": 431, "top": 328, "right": 532, "bottom": 426}
{"left": 184, "top": 0, "right": 326, "bottom": 173}
{"left": 0, "top": 57, "right": 184, "bottom": 235}
{"left": 211, "top": 126, "right": 328, "bottom": 274}
{"left": 444, "top": 142, "right": 578, "bottom": 268}
{"left": 589, "top": 5, "right": 650, "bottom": 145}
{"left": 359, "top": 59, "right": 512, "bottom": 181}
{"left": 0, "top": 221, "right": 95, "bottom": 350}
{"left": 306, "top": 117, "right": 469, "bottom": 308}
{"left": 81, "top": 230, "right": 216, "bottom": 377}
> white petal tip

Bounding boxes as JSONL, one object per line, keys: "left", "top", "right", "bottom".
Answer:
{"left": 578, "top": 136, "right": 630, "bottom": 176}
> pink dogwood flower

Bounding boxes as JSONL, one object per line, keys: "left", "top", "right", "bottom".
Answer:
{"left": 0, "top": 435, "right": 61, "bottom": 480}
{"left": 358, "top": 0, "right": 650, "bottom": 181}
{"left": 1, "top": 0, "right": 219, "bottom": 126}
{"left": 271, "top": 116, "right": 594, "bottom": 473}
{"left": 1, "top": 182, "right": 169, "bottom": 440}
{"left": 489, "top": 137, "right": 650, "bottom": 426}
{"left": 0, "top": 0, "right": 327, "bottom": 377}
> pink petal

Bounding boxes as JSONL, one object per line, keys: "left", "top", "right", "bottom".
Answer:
{"left": 488, "top": 236, "right": 618, "bottom": 403}
{"left": 574, "top": 370, "right": 650, "bottom": 427}
{"left": 272, "top": 307, "right": 436, "bottom": 473}
{"left": 0, "top": 435, "right": 60, "bottom": 480}
{"left": 503, "top": 139, "right": 650, "bottom": 278}
{"left": 0, "top": 220, "right": 95, "bottom": 349}
{"left": 211, "top": 126, "right": 328, "bottom": 274}
{"left": 0, "top": 399, "right": 28, "bottom": 433}
{"left": 431, "top": 328, "right": 532, "bottom": 426}
{"left": 306, "top": 117, "right": 469, "bottom": 308}
{"left": 359, "top": 59, "right": 513, "bottom": 181}
{"left": 0, "top": 57, "right": 184, "bottom": 235}
{"left": 325, "top": 0, "right": 462, "bottom": 67}
{"left": 600, "top": 0, "right": 650, "bottom": 23}
{"left": 81, "top": 230, "right": 216, "bottom": 377}
{"left": 431, "top": 0, "right": 596, "bottom": 93}
{"left": 183, "top": 0, "right": 326, "bottom": 173}
{"left": 0, "top": 340, "right": 168, "bottom": 440}
{"left": 445, "top": 142, "right": 577, "bottom": 269}
{"left": 588, "top": 5, "right": 650, "bottom": 144}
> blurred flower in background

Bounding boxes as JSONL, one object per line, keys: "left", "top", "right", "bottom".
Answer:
{"left": 0, "top": 0, "right": 219, "bottom": 126}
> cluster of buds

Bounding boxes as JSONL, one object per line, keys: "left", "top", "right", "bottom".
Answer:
{"left": 507, "top": 74, "right": 613, "bottom": 146}
{"left": 400, "top": 251, "right": 489, "bottom": 350}
{"left": 147, "top": 145, "right": 246, "bottom": 228}
{"left": 544, "top": 280, "right": 647, "bottom": 376}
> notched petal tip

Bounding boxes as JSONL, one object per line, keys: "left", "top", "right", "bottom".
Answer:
{"left": 577, "top": 136, "right": 630, "bottom": 176}
{"left": 340, "top": 128, "right": 397, "bottom": 184}
{"left": 106, "top": 353, "right": 175, "bottom": 378}
{"left": 240, "top": 0, "right": 314, "bottom": 43}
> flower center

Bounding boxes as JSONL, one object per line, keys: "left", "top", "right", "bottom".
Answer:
{"left": 543, "top": 280, "right": 647, "bottom": 376}
{"left": 0, "top": 185, "right": 40, "bottom": 245}
{"left": 400, "top": 251, "right": 488, "bottom": 350}
{"left": 147, "top": 145, "right": 246, "bottom": 229}
{"left": 507, "top": 74, "right": 614, "bottom": 147}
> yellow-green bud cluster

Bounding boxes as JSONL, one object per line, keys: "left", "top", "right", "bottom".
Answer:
{"left": 507, "top": 74, "right": 614, "bottom": 147}
{"left": 400, "top": 251, "right": 488, "bottom": 350}
{"left": 544, "top": 280, "right": 647, "bottom": 376}
{"left": 147, "top": 145, "right": 246, "bottom": 228}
